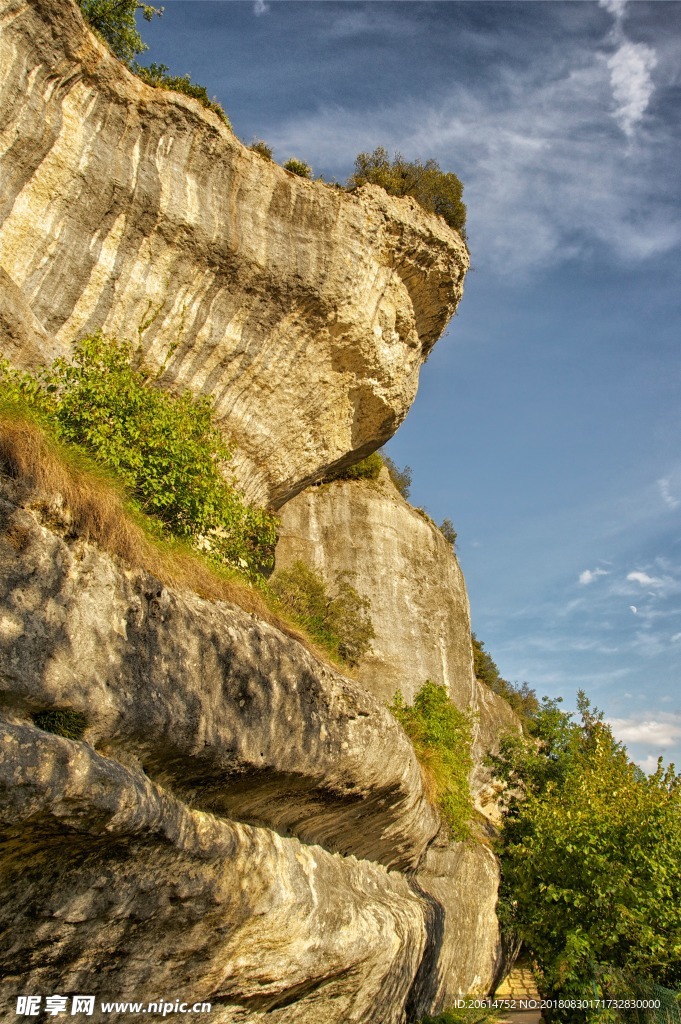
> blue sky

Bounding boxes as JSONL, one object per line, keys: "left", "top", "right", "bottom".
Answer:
{"left": 144, "top": 0, "right": 681, "bottom": 769}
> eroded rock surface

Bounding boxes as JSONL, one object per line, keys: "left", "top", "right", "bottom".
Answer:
{"left": 0, "top": 0, "right": 468, "bottom": 506}
{"left": 0, "top": 721, "right": 429, "bottom": 1023}
{"left": 0, "top": 482, "right": 438, "bottom": 870}
{"left": 276, "top": 471, "right": 477, "bottom": 711}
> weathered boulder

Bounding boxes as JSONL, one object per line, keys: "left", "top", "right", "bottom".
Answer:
{"left": 0, "top": 720, "right": 429, "bottom": 1023}
{"left": 0, "top": 0, "right": 468, "bottom": 506}
{"left": 0, "top": 481, "right": 439, "bottom": 871}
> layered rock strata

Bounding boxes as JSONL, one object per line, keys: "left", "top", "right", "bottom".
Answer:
{"left": 0, "top": 0, "right": 468, "bottom": 506}
{"left": 0, "top": 483, "right": 438, "bottom": 871}
{"left": 0, "top": 722, "right": 429, "bottom": 1023}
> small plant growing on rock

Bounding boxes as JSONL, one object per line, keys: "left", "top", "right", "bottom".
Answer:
{"left": 269, "top": 560, "right": 374, "bottom": 666}
{"left": 439, "top": 518, "right": 457, "bottom": 548}
{"left": 322, "top": 451, "right": 383, "bottom": 484}
{"left": 389, "top": 681, "right": 473, "bottom": 840}
{"left": 131, "top": 63, "right": 230, "bottom": 125}
{"left": 283, "top": 158, "right": 312, "bottom": 178}
{"left": 380, "top": 452, "right": 412, "bottom": 500}
{"left": 249, "top": 139, "right": 273, "bottom": 160}
{"left": 32, "top": 709, "right": 88, "bottom": 740}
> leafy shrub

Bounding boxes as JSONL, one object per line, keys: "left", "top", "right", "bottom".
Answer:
{"left": 269, "top": 560, "right": 374, "bottom": 666}
{"left": 249, "top": 139, "right": 274, "bottom": 160}
{"left": 131, "top": 63, "right": 230, "bottom": 125}
{"left": 389, "top": 681, "right": 473, "bottom": 840}
{"left": 283, "top": 158, "right": 312, "bottom": 178}
{"left": 348, "top": 146, "right": 467, "bottom": 240}
{"left": 77, "top": 0, "right": 162, "bottom": 62}
{"left": 439, "top": 518, "right": 457, "bottom": 548}
{"left": 380, "top": 452, "right": 412, "bottom": 500}
{"left": 493, "top": 693, "right": 681, "bottom": 1020}
{"left": 323, "top": 451, "right": 384, "bottom": 484}
{"left": 0, "top": 335, "right": 277, "bottom": 579}
{"left": 471, "top": 633, "right": 538, "bottom": 725}
{"left": 415, "top": 1009, "right": 500, "bottom": 1024}
{"left": 32, "top": 709, "right": 88, "bottom": 740}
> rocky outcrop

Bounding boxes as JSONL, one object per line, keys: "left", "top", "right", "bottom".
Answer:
{"left": 411, "top": 833, "right": 503, "bottom": 1009}
{"left": 276, "top": 471, "right": 477, "bottom": 711}
{"left": 0, "top": 0, "right": 468, "bottom": 506}
{"left": 0, "top": 482, "right": 438, "bottom": 871}
{"left": 0, "top": 721, "right": 429, "bottom": 1023}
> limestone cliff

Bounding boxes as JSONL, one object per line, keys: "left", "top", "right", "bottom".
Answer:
{"left": 0, "top": 0, "right": 468, "bottom": 507}
{"left": 0, "top": 0, "right": 522, "bottom": 1016}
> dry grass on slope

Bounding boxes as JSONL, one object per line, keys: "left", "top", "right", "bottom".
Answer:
{"left": 0, "top": 406, "right": 328, "bottom": 661}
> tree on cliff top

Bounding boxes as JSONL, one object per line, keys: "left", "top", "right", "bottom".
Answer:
{"left": 347, "top": 147, "right": 467, "bottom": 241}
{"left": 77, "top": 0, "right": 163, "bottom": 62}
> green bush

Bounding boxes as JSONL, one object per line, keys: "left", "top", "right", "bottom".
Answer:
{"left": 389, "top": 681, "right": 473, "bottom": 840}
{"left": 439, "top": 518, "right": 457, "bottom": 548}
{"left": 283, "top": 158, "right": 312, "bottom": 178}
{"left": 471, "top": 633, "right": 538, "bottom": 726}
{"left": 77, "top": 0, "right": 162, "bottom": 62}
{"left": 323, "top": 452, "right": 384, "bottom": 484}
{"left": 32, "top": 709, "right": 88, "bottom": 741}
{"left": 269, "top": 560, "right": 374, "bottom": 666}
{"left": 348, "top": 146, "right": 467, "bottom": 240}
{"left": 493, "top": 693, "right": 681, "bottom": 1021}
{"left": 0, "top": 334, "right": 277, "bottom": 579}
{"left": 415, "top": 1009, "right": 500, "bottom": 1024}
{"left": 380, "top": 452, "right": 412, "bottom": 500}
{"left": 249, "top": 139, "right": 273, "bottom": 160}
{"left": 131, "top": 63, "right": 230, "bottom": 125}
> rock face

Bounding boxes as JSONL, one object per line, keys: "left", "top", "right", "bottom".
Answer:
{"left": 0, "top": 722, "right": 429, "bottom": 1023}
{"left": 276, "top": 471, "right": 477, "bottom": 710}
{"left": 0, "top": 480, "right": 437, "bottom": 1021}
{"left": 0, "top": 0, "right": 468, "bottom": 507}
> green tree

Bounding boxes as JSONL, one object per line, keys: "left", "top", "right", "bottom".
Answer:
{"left": 77, "top": 0, "right": 163, "bottom": 62}
{"left": 348, "top": 146, "right": 467, "bottom": 240}
{"left": 283, "top": 158, "right": 312, "bottom": 178}
{"left": 493, "top": 693, "right": 681, "bottom": 1021}
{"left": 380, "top": 452, "right": 412, "bottom": 500}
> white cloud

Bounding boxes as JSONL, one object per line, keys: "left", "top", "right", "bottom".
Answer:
{"left": 599, "top": 0, "right": 627, "bottom": 19}
{"left": 630, "top": 605, "right": 638, "bottom": 614}
{"left": 607, "top": 41, "right": 658, "bottom": 137}
{"left": 636, "top": 753, "right": 663, "bottom": 774}
{"left": 658, "top": 477, "right": 680, "bottom": 510}
{"left": 627, "top": 570, "right": 663, "bottom": 587}
{"left": 609, "top": 712, "right": 681, "bottom": 748}
{"left": 672, "top": 632, "right": 681, "bottom": 643}
{"left": 579, "top": 568, "right": 609, "bottom": 585}
{"left": 253, "top": 0, "right": 269, "bottom": 15}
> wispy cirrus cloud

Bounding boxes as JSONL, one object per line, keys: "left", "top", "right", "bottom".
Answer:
{"left": 658, "top": 477, "right": 680, "bottom": 510}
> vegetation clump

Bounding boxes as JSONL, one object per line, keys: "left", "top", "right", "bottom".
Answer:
{"left": 389, "top": 681, "right": 473, "bottom": 840}
{"left": 0, "top": 334, "right": 277, "bottom": 580}
{"left": 439, "top": 517, "right": 457, "bottom": 547}
{"left": 381, "top": 452, "right": 412, "bottom": 500}
{"left": 131, "top": 63, "right": 230, "bottom": 125}
{"left": 472, "top": 633, "right": 538, "bottom": 726}
{"left": 348, "top": 146, "right": 467, "bottom": 240}
{"left": 32, "top": 709, "right": 88, "bottom": 741}
{"left": 76, "top": 0, "right": 230, "bottom": 125}
{"left": 322, "top": 451, "right": 384, "bottom": 484}
{"left": 269, "top": 560, "right": 374, "bottom": 667}
{"left": 492, "top": 692, "right": 681, "bottom": 1020}
{"left": 283, "top": 158, "right": 312, "bottom": 178}
{"left": 249, "top": 139, "right": 274, "bottom": 160}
